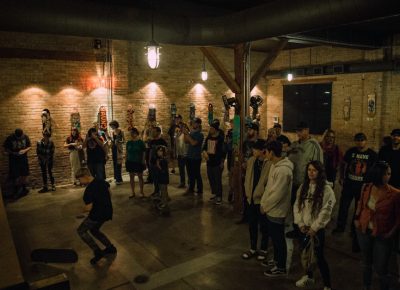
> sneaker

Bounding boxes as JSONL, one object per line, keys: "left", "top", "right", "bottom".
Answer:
{"left": 332, "top": 227, "right": 345, "bottom": 235}
{"left": 183, "top": 189, "right": 194, "bottom": 196}
{"left": 38, "top": 187, "right": 48, "bottom": 193}
{"left": 263, "top": 266, "right": 287, "bottom": 277}
{"left": 215, "top": 197, "right": 222, "bottom": 205}
{"left": 103, "top": 245, "right": 117, "bottom": 255}
{"left": 241, "top": 249, "right": 257, "bottom": 259}
{"left": 90, "top": 249, "right": 104, "bottom": 265}
{"left": 51, "top": 185, "right": 56, "bottom": 191}
{"left": 116, "top": 181, "right": 123, "bottom": 185}
{"left": 295, "top": 275, "right": 315, "bottom": 287}
{"left": 257, "top": 250, "right": 267, "bottom": 261}
{"left": 261, "top": 259, "right": 276, "bottom": 268}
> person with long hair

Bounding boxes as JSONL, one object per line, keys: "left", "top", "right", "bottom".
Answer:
{"left": 64, "top": 128, "right": 83, "bottom": 185}
{"left": 354, "top": 161, "right": 400, "bottom": 290}
{"left": 109, "top": 120, "right": 125, "bottom": 185}
{"left": 320, "top": 129, "right": 342, "bottom": 185}
{"left": 126, "top": 128, "right": 146, "bottom": 199}
{"left": 294, "top": 161, "right": 336, "bottom": 290}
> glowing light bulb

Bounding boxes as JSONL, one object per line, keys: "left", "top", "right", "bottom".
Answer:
{"left": 146, "top": 42, "right": 160, "bottom": 69}
{"left": 287, "top": 73, "right": 293, "bottom": 82}
{"left": 201, "top": 70, "right": 208, "bottom": 81}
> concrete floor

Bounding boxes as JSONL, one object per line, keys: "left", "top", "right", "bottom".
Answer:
{"left": 5, "top": 165, "right": 400, "bottom": 290}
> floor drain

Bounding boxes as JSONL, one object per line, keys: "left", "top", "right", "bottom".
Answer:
{"left": 134, "top": 274, "right": 149, "bottom": 284}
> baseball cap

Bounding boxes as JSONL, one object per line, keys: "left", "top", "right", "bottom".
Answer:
{"left": 247, "top": 122, "right": 259, "bottom": 131}
{"left": 354, "top": 132, "right": 367, "bottom": 141}
{"left": 296, "top": 121, "right": 309, "bottom": 130}
{"left": 193, "top": 117, "right": 202, "bottom": 124}
{"left": 253, "top": 139, "right": 267, "bottom": 150}
{"left": 391, "top": 129, "right": 400, "bottom": 136}
{"left": 273, "top": 123, "right": 282, "bottom": 128}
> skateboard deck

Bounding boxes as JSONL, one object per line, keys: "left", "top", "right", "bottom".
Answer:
{"left": 189, "top": 103, "right": 195, "bottom": 122}
{"left": 126, "top": 105, "right": 134, "bottom": 130}
{"left": 208, "top": 103, "right": 213, "bottom": 125}
{"left": 31, "top": 248, "right": 78, "bottom": 263}
{"left": 98, "top": 106, "right": 108, "bottom": 131}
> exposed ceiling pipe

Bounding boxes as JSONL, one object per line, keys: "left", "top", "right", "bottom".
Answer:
{"left": 1, "top": 0, "right": 400, "bottom": 45}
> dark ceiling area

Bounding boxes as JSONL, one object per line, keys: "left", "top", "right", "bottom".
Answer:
{"left": 1, "top": 0, "right": 400, "bottom": 50}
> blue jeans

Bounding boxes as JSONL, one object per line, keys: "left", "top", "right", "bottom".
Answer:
{"left": 357, "top": 230, "right": 393, "bottom": 290}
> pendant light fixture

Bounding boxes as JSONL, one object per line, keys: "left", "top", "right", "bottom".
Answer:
{"left": 146, "top": 5, "right": 160, "bottom": 69}
{"left": 201, "top": 55, "right": 208, "bottom": 81}
{"left": 287, "top": 49, "right": 293, "bottom": 82}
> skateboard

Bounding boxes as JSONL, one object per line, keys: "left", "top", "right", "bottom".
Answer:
{"left": 31, "top": 248, "right": 78, "bottom": 263}
{"left": 208, "top": 103, "right": 213, "bottom": 125}
{"left": 189, "top": 103, "right": 196, "bottom": 122}
{"left": 98, "top": 106, "right": 108, "bottom": 131}
{"left": 126, "top": 105, "right": 134, "bottom": 130}
{"left": 70, "top": 107, "right": 81, "bottom": 133}
{"left": 148, "top": 106, "right": 156, "bottom": 122}
{"left": 170, "top": 103, "right": 177, "bottom": 120}
{"left": 41, "top": 109, "right": 53, "bottom": 136}
{"left": 151, "top": 194, "right": 170, "bottom": 216}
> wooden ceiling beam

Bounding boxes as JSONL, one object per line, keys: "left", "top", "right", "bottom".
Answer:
{"left": 200, "top": 47, "right": 241, "bottom": 94}
{"left": 250, "top": 38, "right": 288, "bottom": 90}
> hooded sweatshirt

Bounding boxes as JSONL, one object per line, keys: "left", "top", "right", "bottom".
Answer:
{"left": 289, "top": 137, "right": 324, "bottom": 186}
{"left": 260, "top": 157, "right": 293, "bottom": 220}
{"left": 244, "top": 156, "right": 272, "bottom": 204}
{"left": 293, "top": 182, "right": 336, "bottom": 232}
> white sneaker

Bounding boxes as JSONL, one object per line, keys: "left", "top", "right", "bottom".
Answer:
{"left": 295, "top": 275, "right": 315, "bottom": 288}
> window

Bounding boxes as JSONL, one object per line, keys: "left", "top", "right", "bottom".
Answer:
{"left": 283, "top": 83, "right": 332, "bottom": 134}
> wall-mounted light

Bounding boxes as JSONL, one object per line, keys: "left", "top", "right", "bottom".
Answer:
{"left": 287, "top": 73, "right": 293, "bottom": 82}
{"left": 201, "top": 55, "right": 208, "bottom": 81}
{"left": 145, "top": 7, "right": 160, "bottom": 69}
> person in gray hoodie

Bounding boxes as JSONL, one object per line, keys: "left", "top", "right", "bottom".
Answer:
{"left": 242, "top": 139, "right": 272, "bottom": 261}
{"left": 287, "top": 121, "right": 324, "bottom": 239}
{"left": 261, "top": 141, "right": 294, "bottom": 277}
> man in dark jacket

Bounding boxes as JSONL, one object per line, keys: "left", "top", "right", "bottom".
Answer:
{"left": 77, "top": 177, "right": 116, "bottom": 264}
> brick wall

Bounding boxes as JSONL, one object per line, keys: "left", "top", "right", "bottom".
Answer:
{"left": 0, "top": 31, "right": 398, "bottom": 191}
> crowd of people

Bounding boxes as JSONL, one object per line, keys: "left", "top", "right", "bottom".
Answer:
{"left": 3, "top": 114, "right": 400, "bottom": 289}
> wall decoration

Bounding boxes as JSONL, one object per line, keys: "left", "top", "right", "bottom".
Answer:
{"left": 208, "top": 103, "right": 213, "bottom": 125}
{"left": 41, "top": 109, "right": 54, "bottom": 136}
{"left": 189, "top": 103, "right": 196, "bottom": 121}
{"left": 70, "top": 107, "right": 81, "bottom": 132}
{"left": 126, "top": 105, "right": 134, "bottom": 130}
{"left": 148, "top": 104, "right": 156, "bottom": 122}
{"left": 98, "top": 105, "right": 108, "bottom": 131}
{"left": 367, "top": 93, "right": 376, "bottom": 118}
{"left": 343, "top": 97, "right": 351, "bottom": 121}
{"left": 170, "top": 103, "right": 177, "bottom": 121}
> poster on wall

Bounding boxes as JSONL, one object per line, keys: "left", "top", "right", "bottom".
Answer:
{"left": 126, "top": 105, "right": 134, "bottom": 130}
{"left": 98, "top": 106, "right": 108, "bottom": 131}
{"left": 367, "top": 93, "right": 376, "bottom": 118}
{"left": 70, "top": 107, "right": 81, "bottom": 132}
{"left": 343, "top": 98, "right": 351, "bottom": 121}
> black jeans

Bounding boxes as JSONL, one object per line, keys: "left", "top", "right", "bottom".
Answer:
{"left": 247, "top": 203, "right": 269, "bottom": 251}
{"left": 267, "top": 218, "right": 287, "bottom": 270}
{"left": 177, "top": 155, "right": 187, "bottom": 185}
{"left": 151, "top": 165, "right": 160, "bottom": 194}
{"left": 77, "top": 217, "right": 112, "bottom": 252}
{"left": 206, "top": 164, "right": 223, "bottom": 197}
{"left": 186, "top": 158, "right": 203, "bottom": 193}
{"left": 357, "top": 230, "right": 393, "bottom": 290}
{"left": 336, "top": 181, "right": 363, "bottom": 231}
{"left": 88, "top": 162, "right": 106, "bottom": 180}
{"left": 39, "top": 159, "right": 54, "bottom": 188}
{"left": 299, "top": 229, "right": 331, "bottom": 288}
{"left": 111, "top": 146, "right": 122, "bottom": 182}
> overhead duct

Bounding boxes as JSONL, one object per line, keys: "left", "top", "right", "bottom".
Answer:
{"left": 0, "top": 0, "right": 400, "bottom": 45}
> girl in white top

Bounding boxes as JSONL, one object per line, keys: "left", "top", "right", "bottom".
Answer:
{"left": 294, "top": 160, "right": 336, "bottom": 290}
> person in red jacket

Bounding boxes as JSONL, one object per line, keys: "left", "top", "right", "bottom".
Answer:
{"left": 354, "top": 161, "right": 400, "bottom": 290}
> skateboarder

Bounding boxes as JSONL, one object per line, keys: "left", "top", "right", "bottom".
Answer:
{"left": 77, "top": 176, "right": 117, "bottom": 264}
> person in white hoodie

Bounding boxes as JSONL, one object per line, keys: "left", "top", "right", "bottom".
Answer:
{"left": 293, "top": 160, "right": 336, "bottom": 290}
{"left": 261, "top": 141, "right": 293, "bottom": 277}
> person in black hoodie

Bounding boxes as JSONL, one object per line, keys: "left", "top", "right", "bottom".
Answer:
{"left": 77, "top": 176, "right": 116, "bottom": 265}
{"left": 148, "top": 127, "right": 168, "bottom": 195}
{"left": 153, "top": 145, "right": 170, "bottom": 212}
{"left": 203, "top": 121, "right": 226, "bottom": 205}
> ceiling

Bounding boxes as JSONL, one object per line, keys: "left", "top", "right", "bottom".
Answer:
{"left": 1, "top": 0, "right": 400, "bottom": 50}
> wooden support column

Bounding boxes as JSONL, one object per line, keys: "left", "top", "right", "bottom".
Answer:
{"left": 250, "top": 38, "right": 288, "bottom": 90}
{"left": 200, "top": 47, "right": 241, "bottom": 94}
